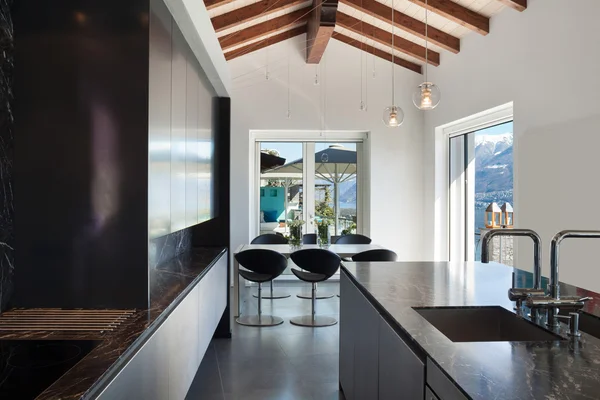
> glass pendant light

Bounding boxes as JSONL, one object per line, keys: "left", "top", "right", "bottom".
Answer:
{"left": 382, "top": 0, "right": 404, "bottom": 127}
{"left": 413, "top": 0, "right": 441, "bottom": 110}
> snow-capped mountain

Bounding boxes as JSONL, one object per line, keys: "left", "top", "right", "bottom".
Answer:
{"left": 474, "top": 132, "right": 513, "bottom": 147}
{"left": 474, "top": 133, "right": 513, "bottom": 206}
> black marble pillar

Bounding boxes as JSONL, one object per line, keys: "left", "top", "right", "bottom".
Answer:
{"left": 0, "top": 0, "right": 13, "bottom": 313}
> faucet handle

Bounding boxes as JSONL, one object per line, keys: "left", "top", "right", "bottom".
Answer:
{"left": 578, "top": 296, "right": 593, "bottom": 302}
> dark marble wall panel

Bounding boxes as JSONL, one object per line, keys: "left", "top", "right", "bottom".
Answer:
{"left": 149, "top": 227, "right": 191, "bottom": 269}
{"left": 12, "top": 0, "right": 150, "bottom": 309}
{"left": 0, "top": 0, "right": 13, "bottom": 313}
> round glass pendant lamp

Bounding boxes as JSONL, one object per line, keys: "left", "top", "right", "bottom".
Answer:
{"left": 382, "top": 106, "right": 404, "bottom": 128}
{"left": 413, "top": 82, "right": 441, "bottom": 110}
{"left": 413, "top": 0, "right": 441, "bottom": 111}
{"left": 381, "top": 0, "right": 404, "bottom": 128}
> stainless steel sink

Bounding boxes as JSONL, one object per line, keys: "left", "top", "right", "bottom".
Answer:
{"left": 414, "top": 306, "right": 564, "bottom": 342}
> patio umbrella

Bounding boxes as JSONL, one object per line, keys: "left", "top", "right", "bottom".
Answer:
{"left": 260, "top": 151, "right": 286, "bottom": 172}
{"left": 263, "top": 144, "right": 357, "bottom": 235}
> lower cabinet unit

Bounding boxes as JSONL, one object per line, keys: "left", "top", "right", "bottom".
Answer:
{"left": 339, "top": 270, "right": 357, "bottom": 399}
{"left": 97, "top": 252, "right": 228, "bottom": 400}
{"left": 340, "top": 270, "right": 428, "bottom": 400}
{"left": 426, "top": 385, "right": 441, "bottom": 400}
{"left": 378, "top": 317, "right": 425, "bottom": 400}
{"left": 426, "top": 359, "right": 468, "bottom": 400}
{"left": 96, "top": 321, "right": 170, "bottom": 400}
{"left": 353, "top": 283, "right": 380, "bottom": 399}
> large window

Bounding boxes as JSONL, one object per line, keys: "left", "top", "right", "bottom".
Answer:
{"left": 258, "top": 141, "right": 361, "bottom": 238}
{"left": 449, "top": 121, "right": 514, "bottom": 263}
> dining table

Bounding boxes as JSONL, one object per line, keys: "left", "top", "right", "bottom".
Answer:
{"left": 233, "top": 243, "right": 383, "bottom": 317}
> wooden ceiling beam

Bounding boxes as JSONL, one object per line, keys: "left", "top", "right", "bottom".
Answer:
{"left": 219, "top": 8, "right": 311, "bottom": 51}
{"left": 306, "top": 0, "right": 338, "bottom": 64}
{"left": 332, "top": 32, "right": 422, "bottom": 74}
{"left": 407, "top": 0, "right": 489, "bottom": 36}
{"left": 339, "top": 0, "right": 459, "bottom": 54}
{"left": 497, "top": 0, "right": 527, "bottom": 12}
{"left": 225, "top": 26, "right": 307, "bottom": 61}
{"left": 336, "top": 12, "right": 440, "bottom": 66}
{"left": 212, "top": 0, "right": 307, "bottom": 33}
{"left": 204, "top": 0, "right": 235, "bottom": 11}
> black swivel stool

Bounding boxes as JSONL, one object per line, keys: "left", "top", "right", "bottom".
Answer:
{"left": 297, "top": 233, "right": 334, "bottom": 299}
{"left": 335, "top": 234, "right": 372, "bottom": 245}
{"left": 251, "top": 234, "right": 290, "bottom": 299}
{"left": 290, "top": 249, "right": 340, "bottom": 327}
{"left": 352, "top": 249, "right": 398, "bottom": 262}
{"left": 235, "top": 249, "right": 288, "bottom": 327}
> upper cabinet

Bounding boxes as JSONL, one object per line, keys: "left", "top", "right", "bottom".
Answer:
{"left": 148, "top": 0, "right": 216, "bottom": 240}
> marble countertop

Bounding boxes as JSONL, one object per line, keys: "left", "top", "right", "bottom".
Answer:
{"left": 8, "top": 246, "right": 228, "bottom": 400}
{"left": 342, "top": 261, "right": 600, "bottom": 400}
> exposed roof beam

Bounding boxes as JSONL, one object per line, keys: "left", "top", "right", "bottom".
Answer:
{"left": 306, "top": 0, "right": 338, "bottom": 63}
{"left": 336, "top": 12, "right": 440, "bottom": 66}
{"left": 407, "top": 0, "right": 489, "bottom": 35}
{"left": 212, "top": 0, "right": 307, "bottom": 33}
{"left": 497, "top": 0, "right": 527, "bottom": 12}
{"left": 219, "top": 8, "right": 311, "bottom": 51}
{"left": 332, "top": 32, "right": 422, "bottom": 74}
{"left": 338, "top": 0, "right": 459, "bottom": 54}
{"left": 204, "top": 0, "right": 235, "bottom": 11}
{"left": 225, "top": 26, "right": 307, "bottom": 60}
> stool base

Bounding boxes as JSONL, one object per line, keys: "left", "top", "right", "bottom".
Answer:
{"left": 297, "top": 291, "right": 335, "bottom": 300}
{"left": 290, "top": 315, "right": 338, "bottom": 327}
{"left": 236, "top": 315, "right": 284, "bottom": 327}
{"left": 253, "top": 291, "right": 291, "bottom": 299}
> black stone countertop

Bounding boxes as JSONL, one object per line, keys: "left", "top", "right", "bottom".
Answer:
{"left": 342, "top": 261, "right": 600, "bottom": 400}
{"left": 0, "top": 246, "right": 227, "bottom": 400}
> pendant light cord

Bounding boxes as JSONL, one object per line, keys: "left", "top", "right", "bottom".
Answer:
{"left": 391, "top": 0, "right": 395, "bottom": 106}
{"left": 424, "top": 0, "right": 428, "bottom": 82}
{"left": 360, "top": 0, "right": 364, "bottom": 109}
{"left": 287, "top": 54, "right": 291, "bottom": 118}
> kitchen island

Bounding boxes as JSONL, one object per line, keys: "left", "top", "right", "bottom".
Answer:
{"left": 340, "top": 261, "right": 600, "bottom": 400}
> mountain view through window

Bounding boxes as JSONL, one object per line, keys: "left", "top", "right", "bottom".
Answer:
{"left": 474, "top": 121, "right": 513, "bottom": 260}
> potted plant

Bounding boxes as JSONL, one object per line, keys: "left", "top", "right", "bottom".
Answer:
{"left": 287, "top": 219, "right": 305, "bottom": 250}
{"left": 315, "top": 218, "right": 332, "bottom": 248}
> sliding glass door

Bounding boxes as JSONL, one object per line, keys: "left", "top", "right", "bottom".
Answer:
{"left": 449, "top": 121, "right": 514, "bottom": 263}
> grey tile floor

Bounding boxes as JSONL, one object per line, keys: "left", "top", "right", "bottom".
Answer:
{"left": 186, "top": 282, "right": 344, "bottom": 400}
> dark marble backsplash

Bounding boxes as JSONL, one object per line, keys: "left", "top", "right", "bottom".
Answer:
{"left": 148, "top": 228, "right": 191, "bottom": 269}
{"left": 0, "top": 0, "right": 13, "bottom": 313}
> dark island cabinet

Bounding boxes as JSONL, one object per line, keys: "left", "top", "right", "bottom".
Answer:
{"left": 379, "top": 316, "right": 425, "bottom": 399}
{"left": 340, "top": 270, "right": 426, "bottom": 400}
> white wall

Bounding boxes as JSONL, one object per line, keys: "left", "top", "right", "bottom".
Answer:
{"left": 229, "top": 36, "right": 426, "bottom": 259}
{"left": 423, "top": 0, "right": 600, "bottom": 291}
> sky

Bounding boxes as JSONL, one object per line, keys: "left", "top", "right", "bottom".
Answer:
{"left": 473, "top": 120, "right": 513, "bottom": 136}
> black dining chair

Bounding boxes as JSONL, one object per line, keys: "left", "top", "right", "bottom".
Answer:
{"left": 335, "top": 234, "right": 372, "bottom": 245}
{"left": 235, "top": 249, "right": 289, "bottom": 327}
{"left": 290, "top": 249, "right": 341, "bottom": 327}
{"left": 250, "top": 234, "right": 290, "bottom": 299}
{"left": 352, "top": 249, "right": 398, "bottom": 262}
{"left": 302, "top": 233, "right": 317, "bottom": 245}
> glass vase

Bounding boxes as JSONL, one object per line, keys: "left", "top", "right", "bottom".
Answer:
{"left": 317, "top": 225, "right": 331, "bottom": 248}
{"left": 289, "top": 225, "right": 303, "bottom": 251}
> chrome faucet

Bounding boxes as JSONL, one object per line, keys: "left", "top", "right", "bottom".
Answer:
{"left": 481, "top": 229, "right": 543, "bottom": 290}
{"left": 541, "top": 230, "right": 600, "bottom": 327}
